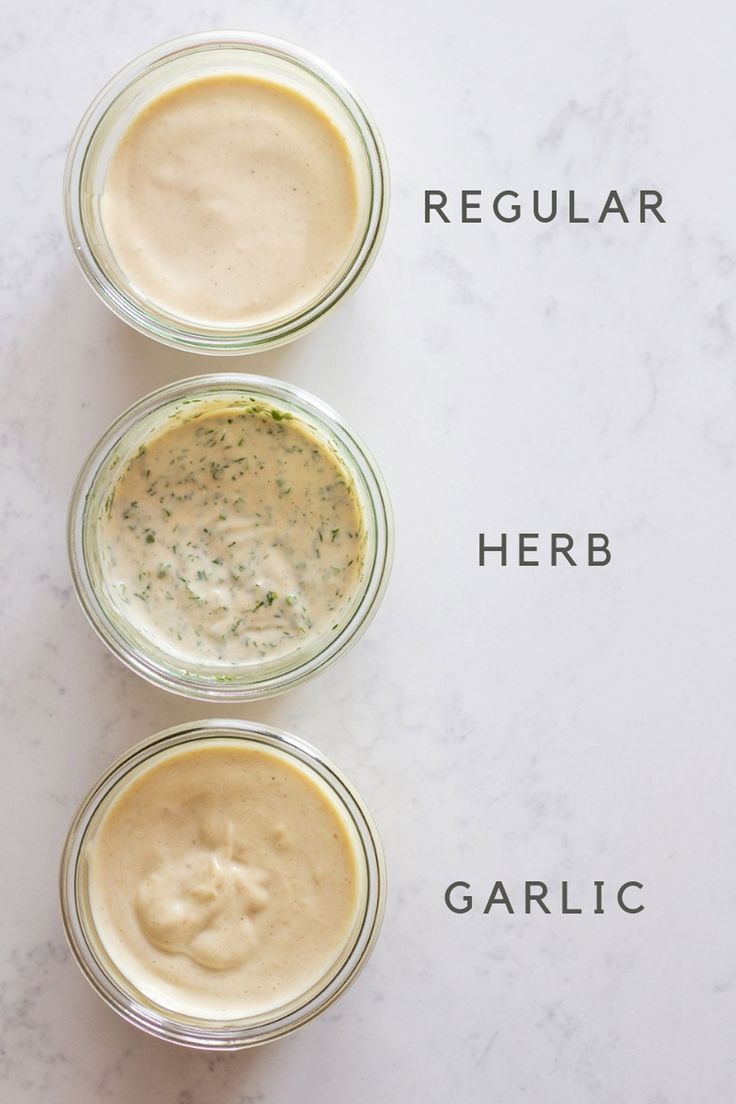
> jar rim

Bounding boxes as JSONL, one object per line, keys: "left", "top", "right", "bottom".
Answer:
{"left": 63, "top": 30, "right": 390, "bottom": 354}
{"left": 67, "top": 373, "right": 394, "bottom": 701}
{"left": 59, "top": 718, "right": 386, "bottom": 1048}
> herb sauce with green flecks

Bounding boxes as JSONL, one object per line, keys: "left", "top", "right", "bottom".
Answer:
{"left": 99, "top": 401, "right": 366, "bottom": 666}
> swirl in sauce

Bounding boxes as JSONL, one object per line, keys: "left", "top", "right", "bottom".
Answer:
{"left": 87, "top": 740, "right": 361, "bottom": 1019}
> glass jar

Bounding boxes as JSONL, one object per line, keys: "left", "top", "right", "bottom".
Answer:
{"left": 63, "top": 30, "right": 389, "bottom": 354}
{"left": 60, "top": 719, "right": 386, "bottom": 1048}
{"left": 68, "top": 374, "right": 393, "bottom": 700}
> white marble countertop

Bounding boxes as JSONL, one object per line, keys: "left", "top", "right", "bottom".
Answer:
{"left": 2, "top": 1, "right": 735, "bottom": 1100}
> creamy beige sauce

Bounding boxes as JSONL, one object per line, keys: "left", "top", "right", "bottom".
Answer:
{"left": 87, "top": 739, "right": 361, "bottom": 1020}
{"left": 98, "top": 398, "right": 366, "bottom": 668}
{"left": 100, "top": 73, "right": 359, "bottom": 326}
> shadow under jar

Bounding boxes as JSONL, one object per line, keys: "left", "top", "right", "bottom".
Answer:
{"left": 68, "top": 374, "right": 393, "bottom": 700}
{"left": 60, "top": 720, "right": 386, "bottom": 1048}
{"left": 64, "top": 31, "right": 389, "bottom": 353}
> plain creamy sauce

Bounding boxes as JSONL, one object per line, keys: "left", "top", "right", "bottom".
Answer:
{"left": 87, "top": 741, "right": 361, "bottom": 1019}
{"left": 100, "top": 73, "right": 359, "bottom": 326}
{"left": 98, "top": 400, "right": 366, "bottom": 667}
